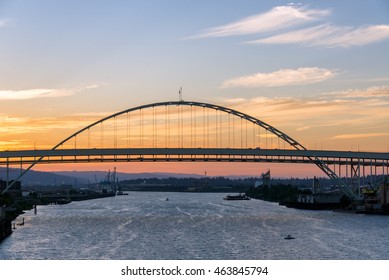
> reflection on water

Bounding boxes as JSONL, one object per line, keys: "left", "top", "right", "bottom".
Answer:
{"left": 1, "top": 192, "right": 388, "bottom": 259}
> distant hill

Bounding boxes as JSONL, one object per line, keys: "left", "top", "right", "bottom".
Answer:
{"left": 53, "top": 171, "right": 205, "bottom": 182}
{"left": 0, "top": 167, "right": 206, "bottom": 186}
{"left": 0, "top": 167, "right": 88, "bottom": 186}
{"left": 3, "top": 167, "right": 363, "bottom": 190}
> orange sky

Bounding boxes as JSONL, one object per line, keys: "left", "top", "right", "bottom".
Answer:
{"left": 4, "top": 94, "right": 387, "bottom": 178}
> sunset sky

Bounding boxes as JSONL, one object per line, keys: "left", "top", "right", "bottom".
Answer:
{"left": 1, "top": 0, "right": 389, "bottom": 178}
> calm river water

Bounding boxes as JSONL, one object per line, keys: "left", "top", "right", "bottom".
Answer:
{"left": 1, "top": 192, "right": 388, "bottom": 260}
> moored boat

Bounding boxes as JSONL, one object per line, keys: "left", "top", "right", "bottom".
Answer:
{"left": 223, "top": 194, "right": 250, "bottom": 200}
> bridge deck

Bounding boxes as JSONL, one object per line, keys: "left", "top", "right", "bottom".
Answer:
{"left": 1, "top": 148, "right": 388, "bottom": 166}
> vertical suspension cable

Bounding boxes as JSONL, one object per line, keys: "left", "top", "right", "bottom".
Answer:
{"left": 168, "top": 105, "right": 171, "bottom": 148}
{"left": 153, "top": 106, "right": 156, "bottom": 148}
{"left": 127, "top": 112, "right": 130, "bottom": 148}
{"left": 180, "top": 105, "right": 185, "bottom": 148}
{"left": 253, "top": 123, "right": 255, "bottom": 148}
{"left": 101, "top": 122, "right": 104, "bottom": 149}
{"left": 181, "top": 105, "right": 184, "bottom": 148}
{"left": 245, "top": 119, "right": 248, "bottom": 148}
{"left": 114, "top": 116, "right": 117, "bottom": 148}
{"left": 140, "top": 109, "right": 142, "bottom": 148}
{"left": 194, "top": 106, "right": 196, "bottom": 148}
{"left": 228, "top": 113, "right": 231, "bottom": 148}
{"left": 240, "top": 117, "right": 243, "bottom": 149}
{"left": 165, "top": 106, "right": 168, "bottom": 148}
{"left": 177, "top": 105, "right": 180, "bottom": 148}
{"left": 190, "top": 106, "right": 193, "bottom": 148}
{"left": 74, "top": 135, "right": 77, "bottom": 162}
{"left": 180, "top": 105, "right": 182, "bottom": 148}
{"left": 203, "top": 106, "right": 205, "bottom": 148}
{"left": 232, "top": 115, "right": 235, "bottom": 148}
{"left": 88, "top": 128, "right": 90, "bottom": 149}
{"left": 215, "top": 109, "right": 218, "bottom": 148}
{"left": 207, "top": 108, "right": 210, "bottom": 148}
{"left": 218, "top": 110, "right": 220, "bottom": 148}
{"left": 220, "top": 110, "right": 222, "bottom": 148}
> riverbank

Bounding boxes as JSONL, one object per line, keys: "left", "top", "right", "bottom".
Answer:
{"left": 0, "top": 206, "right": 12, "bottom": 242}
{"left": 0, "top": 196, "right": 37, "bottom": 243}
{"left": 38, "top": 192, "right": 115, "bottom": 205}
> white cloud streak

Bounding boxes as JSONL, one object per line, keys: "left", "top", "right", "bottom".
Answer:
{"left": 0, "top": 85, "right": 99, "bottom": 100}
{"left": 189, "top": 5, "right": 330, "bottom": 39}
{"left": 190, "top": 4, "right": 389, "bottom": 48}
{"left": 247, "top": 24, "right": 348, "bottom": 45}
{"left": 222, "top": 67, "right": 336, "bottom": 88}
{"left": 323, "top": 25, "right": 389, "bottom": 47}
{"left": 322, "top": 85, "right": 389, "bottom": 99}
{"left": 249, "top": 24, "right": 389, "bottom": 47}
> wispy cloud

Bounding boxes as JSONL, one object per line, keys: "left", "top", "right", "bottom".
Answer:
{"left": 296, "top": 122, "right": 341, "bottom": 132}
{"left": 323, "top": 25, "right": 389, "bottom": 47}
{"left": 189, "top": 5, "right": 329, "bottom": 39}
{"left": 247, "top": 24, "right": 347, "bottom": 45}
{"left": 190, "top": 5, "right": 389, "bottom": 48}
{"left": 370, "top": 76, "right": 389, "bottom": 82}
{"left": 321, "top": 86, "right": 389, "bottom": 99}
{"left": 330, "top": 133, "right": 389, "bottom": 140}
{"left": 222, "top": 67, "right": 336, "bottom": 88}
{"left": 221, "top": 85, "right": 389, "bottom": 147}
{"left": 249, "top": 24, "right": 389, "bottom": 47}
{"left": 0, "top": 85, "right": 99, "bottom": 100}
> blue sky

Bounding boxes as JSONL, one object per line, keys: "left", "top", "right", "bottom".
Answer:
{"left": 1, "top": 0, "right": 389, "bottom": 175}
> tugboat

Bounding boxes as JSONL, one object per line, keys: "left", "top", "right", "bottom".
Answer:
{"left": 223, "top": 194, "right": 251, "bottom": 200}
{"left": 284, "top": 234, "right": 295, "bottom": 240}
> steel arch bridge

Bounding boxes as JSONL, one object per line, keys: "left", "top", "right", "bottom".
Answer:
{"left": 2, "top": 100, "right": 389, "bottom": 199}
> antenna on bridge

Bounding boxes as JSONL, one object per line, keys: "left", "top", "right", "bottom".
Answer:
{"left": 179, "top": 86, "right": 183, "bottom": 102}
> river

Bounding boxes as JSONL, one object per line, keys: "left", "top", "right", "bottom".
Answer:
{"left": 0, "top": 192, "right": 388, "bottom": 259}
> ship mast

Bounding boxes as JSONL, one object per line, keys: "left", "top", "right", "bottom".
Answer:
{"left": 179, "top": 86, "right": 183, "bottom": 102}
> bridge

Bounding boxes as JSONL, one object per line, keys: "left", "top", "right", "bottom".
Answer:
{"left": 1, "top": 100, "right": 389, "bottom": 200}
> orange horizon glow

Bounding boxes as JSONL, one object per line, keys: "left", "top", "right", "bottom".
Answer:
{"left": 30, "top": 162, "right": 323, "bottom": 179}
